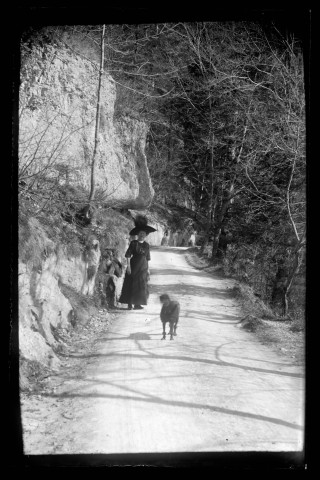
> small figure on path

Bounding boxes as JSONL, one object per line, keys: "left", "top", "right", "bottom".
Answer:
{"left": 160, "top": 294, "right": 180, "bottom": 340}
{"left": 161, "top": 230, "right": 169, "bottom": 246}
{"left": 119, "top": 215, "right": 156, "bottom": 310}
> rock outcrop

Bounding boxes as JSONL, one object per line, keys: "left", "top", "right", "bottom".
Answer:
{"left": 19, "top": 28, "right": 154, "bottom": 209}
{"left": 18, "top": 218, "right": 103, "bottom": 372}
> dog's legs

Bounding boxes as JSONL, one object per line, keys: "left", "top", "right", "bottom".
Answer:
{"left": 169, "top": 321, "right": 174, "bottom": 340}
{"left": 173, "top": 322, "right": 177, "bottom": 336}
{"left": 161, "top": 322, "right": 166, "bottom": 340}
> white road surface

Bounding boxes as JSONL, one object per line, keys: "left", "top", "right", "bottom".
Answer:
{"left": 21, "top": 246, "right": 305, "bottom": 456}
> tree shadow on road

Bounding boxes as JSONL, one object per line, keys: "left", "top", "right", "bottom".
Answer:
{"left": 150, "top": 267, "right": 213, "bottom": 277}
{"left": 48, "top": 332, "right": 304, "bottom": 439}
{"left": 150, "top": 246, "right": 189, "bottom": 254}
{"left": 184, "top": 309, "right": 239, "bottom": 324}
{"left": 150, "top": 283, "right": 234, "bottom": 300}
{"left": 128, "top": 332, "right": 151, "bottom": 340}
{"left": 60, "top": 346, "right": 303, "bottom": 379}
{"left": 41, "top": 376, "right": 304, "bottom": 432}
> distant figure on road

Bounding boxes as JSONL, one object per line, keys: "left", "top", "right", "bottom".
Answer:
{"left": 188, "top": 231, "right": 196, "bottom": 247}
{"left": 159, "top": 294, "right": 180, "bottom": 340}
{"left": 161, "top": 230, "right": 169, "bottom": 246}
{"left": 119, "top": 215, "right": 156, "bottom": 310}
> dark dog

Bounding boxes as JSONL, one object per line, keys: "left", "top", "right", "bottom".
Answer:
{"left": 159, "top": 294, "right": 180, "bottom": 340}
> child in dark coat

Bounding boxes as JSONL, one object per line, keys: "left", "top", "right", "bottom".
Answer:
{"left": 159, "top": 294, "right": 180, "bottom": 340}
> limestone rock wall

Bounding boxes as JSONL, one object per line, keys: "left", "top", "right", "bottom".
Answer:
{"left": 19, "top": 226, "right": 102, "bottom": 369}
{"left": 19, "top": 260, "right": 72, "bottom": 370}
{"left": 19, "top": 29, "right": 154, "bottom": 209}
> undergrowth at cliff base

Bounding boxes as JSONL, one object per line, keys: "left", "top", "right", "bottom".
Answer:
{"left": 20, "top": 308, "right": 114, "bottom": 394}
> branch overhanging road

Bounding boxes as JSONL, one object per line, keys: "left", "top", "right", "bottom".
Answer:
{"left": 21, "top": 246, "right": 304, "bottom": 455}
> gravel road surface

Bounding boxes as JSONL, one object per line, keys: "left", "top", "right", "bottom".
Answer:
{"left": 21, "top": 246, "right": 304, "bottom": 456}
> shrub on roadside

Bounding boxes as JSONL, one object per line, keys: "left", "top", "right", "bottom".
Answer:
{"left": 232, "top": 283, "right": 276, "bottom": 320}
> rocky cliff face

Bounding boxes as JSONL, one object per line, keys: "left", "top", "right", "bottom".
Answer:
{"left": 18, "top": 28, "right": 155, "bottom": 380}
{"left": 18, "top": 217, "right": 104, "bottom": 373}
{"left": 18, "top": 30, "right": 171, "bottom": 385}
{"left": 19, "top": 29, "right": 154, "bottom": 209}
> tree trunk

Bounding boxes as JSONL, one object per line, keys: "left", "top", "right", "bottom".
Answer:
{"left": 200, "top": 129, "right": 215, "bottom": 255}
{"left": 271, "top": 264, "right": 288, "bottom": 314}
{"left": 88, "top": 24, "right": 106, "bottom": 205}
{"left": 167, "top": 106, "right": 173, "bottom": 164}
{"left": 211, "top": 192, "right": 232, "bottom": 260}
{"left": 200, "top": 194, "right": 217, "bottom": 255}
{"left": 207, "top": 131, "right": 215, "bottom": 224}
{"left": 210, "top": 133, "right": 243, "bottom": 261}
{"left": 282, "top": 244, "right": 305, "bottom": 317}
{"left": 271, "top": 242, "right": 304, "bottom": 317}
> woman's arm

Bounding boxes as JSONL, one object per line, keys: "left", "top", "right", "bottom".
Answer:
{"left": 146, "top": 243, "right": 151, "bottom": 274}
{"left": 125, "top": 241, "right": 133, "bottom": 274}
{"left": 126, "top": 257, "right": 131, "bottom": 274}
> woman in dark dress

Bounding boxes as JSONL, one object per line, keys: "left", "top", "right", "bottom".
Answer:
{"left": 119, "top": 216, "right": 156, "bottom": 310}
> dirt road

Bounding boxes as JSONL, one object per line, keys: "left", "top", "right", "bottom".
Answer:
{"left": 21, "top": 247, "right": 304, "bottom": 456}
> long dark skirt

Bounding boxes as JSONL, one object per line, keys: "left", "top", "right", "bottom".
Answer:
{"left": 118, "top": 254, "right": 149, "bottom": 306}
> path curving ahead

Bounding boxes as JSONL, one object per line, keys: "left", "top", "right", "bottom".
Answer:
{"left": 21, "top": 246, "right": 304, "bottom": 455}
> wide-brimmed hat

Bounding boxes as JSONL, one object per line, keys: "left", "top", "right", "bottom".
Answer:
{"left": 129, "top": 215, "right": 157, "bottom": 236}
